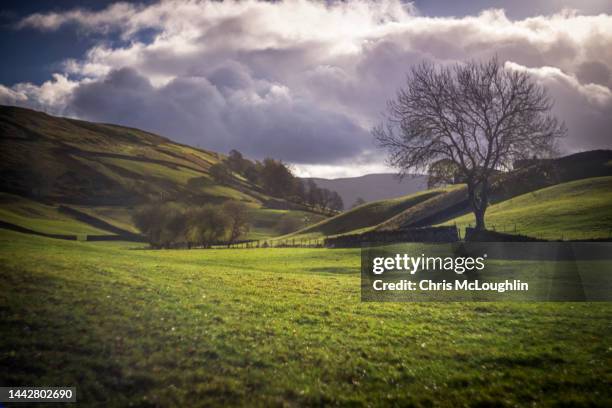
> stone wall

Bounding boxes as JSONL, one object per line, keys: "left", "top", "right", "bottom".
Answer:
{"left": 324, "top": 226, "right": 459, "bottom": 248}
{"left": 464, "top": 227, "right": 547, "bottom": 242}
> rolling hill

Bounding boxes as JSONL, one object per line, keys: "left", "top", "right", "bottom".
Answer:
{"left": 0, "top": 105, "right": 259, "bottom": 205}
{"left": 376, "top": 150, "right": 612, "bottom": 231}
{"left": 281, "top": 184, "right": 464, "bottom": 242}
{"left": 0, "top": 105, "right": 325, "bottom": 239}
{"left": 2, "top": 105, "right": 611, "bottom": 243}
{"left": 283, "top": 187, "right": 454, "bottom": 241}
{"left": 441, "top": 176, "right": 612, "bottom": 240}
{"left": 284, "top": 150, "right": 612, "bottom": 242}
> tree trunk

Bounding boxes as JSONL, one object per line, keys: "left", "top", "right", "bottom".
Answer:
{"left": 474, "top": 205, "right": 486, "bottom": 230}
{"left": 468, "top": 180, "right": 489, "bottom": 230}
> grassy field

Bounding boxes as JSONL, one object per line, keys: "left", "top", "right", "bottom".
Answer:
{"left": 0, "top": 193, "right": 328, "bottom": 241}
{"left": 443, "top": 176, "right": 612, "bottom": 240}
{"left": 1, "top": 230, "right": 610, "bottom": 406}
{"left": 0, "top": 193, "right": 112, "bottom": 235}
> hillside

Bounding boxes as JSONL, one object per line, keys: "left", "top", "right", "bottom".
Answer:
{"left": 283, "top": 187, "right": 453, "bottom": 241}
{"left": 2, "top": 106, "right": 610, "bottom": 243}
{"left": 0, "top": 105, "right": 263, "bottom": 205}
{"left": 0, "top": 106, "right": 325, "bottom": 239}
{"left": 441, "top": 176, "right": 612, "bottom": 240}
{"left": 305, "top": 173, "right": 427, "bottom": 207}
{"left": 285, "top": 150, "right": 612, "bottom": 241}
{"left": 376, "top": 150, "right": 612, "bottom": 231}
{"left": 0, "top": 192, "right": 111, "bottom": 236}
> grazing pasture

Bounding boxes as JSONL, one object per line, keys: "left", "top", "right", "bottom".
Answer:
{"left": 1, "top": 230, "right": 610, "bottom": 406}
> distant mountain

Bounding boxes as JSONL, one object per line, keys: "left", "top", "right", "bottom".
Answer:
{"left": 304, "top": 173, "right": 428, "bottom": 208}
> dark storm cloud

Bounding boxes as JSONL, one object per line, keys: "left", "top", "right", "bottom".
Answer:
{"left": 66, "top": 67, "right": 369, "bottom": 163}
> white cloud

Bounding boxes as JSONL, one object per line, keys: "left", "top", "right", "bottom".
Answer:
{"left": 17, "top": 2, "right": 143, "bottom": 35}
{"left": 2, "top": 74, "right": 79, "bottom": 115}
{"left": 506, "top": 62, "right": 612, "bottom": 106}
{"left": 3, "top": 0, "right": 612, "bottom": 177}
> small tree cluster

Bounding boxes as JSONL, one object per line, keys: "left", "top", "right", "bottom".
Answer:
{"left": 133, "top": 201, "right": 250, "bottom": 248}
{"left": 302, "top": 179, "right": 344, "bottom": 212}
{"left": 209, "top": 162, "right": 232, "bottom": 185}
{"left": 222, "top": 150, "right": 344, "bottom": 212}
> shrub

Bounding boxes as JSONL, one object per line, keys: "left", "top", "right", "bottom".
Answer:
{"left": 209, "top": 162, "right": 232, "bottom": 185}
{"left": 222, "top": 200, "right": 250, "bottom": 244}
{"left": 185, "top": 205, "right": 230, "bottom": 248}
{"left": 133, "top": 203, "right": 187, "bottom": 248}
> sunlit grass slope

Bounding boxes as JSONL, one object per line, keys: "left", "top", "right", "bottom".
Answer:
{"left": 0, "top": 105, "right": 266, "bottom": 205}
{"left": 285, "top": 189, "right": 445, "bottom": 240}
{"left": 246, "top": 208, "right": 327, "bottom": 240}
{"left": 1, "top": 230, "right": 610, "bottom": 406}
{"left": 443, "top": 176, "right": 612, "bottom": 240}
{"left": 377, "top": 151, "right": 612, "bottom": 232}
{"left": 1, "top": 105, "right": 327, "bottom": 239}
{"left": 2, "top": 200, "right": 326, "bottom": 241}
{"left": 70, "top": 205, "right": 140, "bottom": 234}
{"left": 0, "top": 193, "right": 110, "bottom": 235}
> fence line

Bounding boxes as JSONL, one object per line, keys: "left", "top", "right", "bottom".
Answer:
{"left": 453, "top": 222, "right": 612, "bottom": 241}
{"left": 225, "top": 237, "right": 326, "bottom": 249}
{"left": 214, "top": 223, "right": 612, "bottom": 249}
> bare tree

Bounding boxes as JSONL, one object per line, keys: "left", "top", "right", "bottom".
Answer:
{"left": 374, "top": 56, "right": 566, "bottom": 230}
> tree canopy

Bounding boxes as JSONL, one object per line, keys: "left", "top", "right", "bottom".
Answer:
{"left": 374, "top": 56, "right": 565, "bottom": 229}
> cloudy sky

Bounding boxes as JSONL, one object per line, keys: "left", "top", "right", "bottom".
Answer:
{"left": 1, "top": 0, "right": 611, "bottom": 178}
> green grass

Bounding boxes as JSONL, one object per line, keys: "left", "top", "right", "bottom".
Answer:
{"left": 101, "top": 157, "right": 205, "bottom": 185}
{"left": 1, "top": 230, "right": 610, "bottom": 406}
{"left": 0, "top": 193, "right": 112, "bottom": 235}
{"left": 0, "top": 105, "right": 281, "bottom": 207}
{"left": 9, "top": 200, "right": 328, "bottom": 242}
{"left": 375, "top": 184, "right": 467, "bottom": 230}
{"left": 98, "top": 157, "right": 255, "bottom": 202}
{"left": 286, "top": 189, "right": 446, "bottom": 240}
{"left": 246, "top": 208, "right": 327, "bottom": 240}
{"left": 71, "top": 205, "right": 140, "bottom": 234}
{"left": 443, "top": 176, "right": 612, "bottom": 240}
